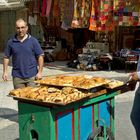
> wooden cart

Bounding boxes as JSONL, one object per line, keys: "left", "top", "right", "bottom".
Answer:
{"left": 12, "top": 89, "right": 122, "bottom": 140}
{"left": 11, "top": 74, "right": 134, "bottom": 140}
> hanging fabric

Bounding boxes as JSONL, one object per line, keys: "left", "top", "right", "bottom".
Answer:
{"left": 42, "top": 0, "right": 47, "bottom": 16}
{"left": 113, "top": 0, "right": 140, "bottom": 26}
{"left": 38, "top": 0, "right": 40, "bottom": 13}
{"left": 52, "top": 0, "right": 60, "bottom": 26}
{"left": 89, "top": 0, "right": 98, "bottom": 31}
{"left": 89, "top": 0, "right": 114, "bottom": 31}
{"left": 28, "top": 1, "right": 34, "bottom": 15}
{"left": 33, "top": 0, "right": 39, "bottom": 13}
{"left": 61, "top": 0, "right": 74, "bottom": 30}
{"left": 52, "top": 0, "right": 59, "bottom": 17}
{"left": 59, "top": 0, "right": 65, "bottom": 22}
{"left": 46, "top": 0, "right": 52, "bottom": 17}
{"left": 71, "top": 0, "right": 92, "bottom": 28}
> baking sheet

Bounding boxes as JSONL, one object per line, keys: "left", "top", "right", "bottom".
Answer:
{"left": 8, "top": 94, "right": 91, "bottom": 106}
{"left": 35, "top": 75, "right": 111, "bottom": 90}
{"left": 37, "top": 83, "right": 106, "bottom": 92}
{"left": 8, "top": 88, "right": 109, "bottom": 106}
{"left": 105, "top": 82, "right": 135, "bottom": 93}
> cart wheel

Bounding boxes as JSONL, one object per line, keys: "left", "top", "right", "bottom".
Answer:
{"left": 87, "top": 126, "right": 114, "bottom": 140}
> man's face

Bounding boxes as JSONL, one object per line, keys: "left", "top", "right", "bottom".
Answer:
{"left": 16, "top": 20, "right": 28, "bottom": 38}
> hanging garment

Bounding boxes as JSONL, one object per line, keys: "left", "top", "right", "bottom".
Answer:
{"left": 38, "top": 0, "right": 40, "bottom": 13}
{"left": 46, "top": 0, "right": 52, "bottom": 17}
{"left": 52, "top": 0, "right": 60, "bottom": 26}
{"left": 71, "top": 0, "right": 80, "bottom": 28}
{"left": 42, "top": 0, "right": 47, "bottom": 16}
{"left": 89, "top": 0, "right": 98, "bottom": 31}
{"left": 59, "top": 0, "right": 65, "bottom": 22}
{"left": 89, "top": 0, "right": 114, "bottom": 31}
{"left": 113, "top": 0, "right": 140, "bottom": 26}
{"left": 53, "top": 0, "right": 59, "bottom": 17}
{"left": 28, "top": 1, "right": 34, "bottom": 15}
{"left": 33, "top": 0, "right": 39, "bottom": 13}
{"left": 71, "top": 0, "right": 92, "bottom": 28}
{"left": 61, "top": 0, "right": 74, "bottom": 30}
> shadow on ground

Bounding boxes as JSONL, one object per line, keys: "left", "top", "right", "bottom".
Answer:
{"left": 0, "top": 108, "right": 18, "bottom": 123}
{"left": 0, "top": 122, "right": 19, "bottom": 140}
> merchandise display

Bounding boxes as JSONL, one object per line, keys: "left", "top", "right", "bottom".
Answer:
{"left": 9, "top": 75, "right": 124, "bottom": 105}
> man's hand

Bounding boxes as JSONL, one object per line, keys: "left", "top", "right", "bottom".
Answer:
{"left": 129, "top": 72, "right": 139, "bottom": 81}
{"left": 2, "top": 72, "right": 8, "bottom": 81}
{"left": 35, "top": 72, "right": 42, "bottom": 80}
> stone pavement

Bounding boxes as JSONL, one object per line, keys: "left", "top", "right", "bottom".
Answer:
{"left": 0, "top": 54, "right": 137, "bottom": 140}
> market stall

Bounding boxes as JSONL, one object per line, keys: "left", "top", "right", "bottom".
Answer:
{"left": 9, "top": 74, "right": 134, "bottom": 140}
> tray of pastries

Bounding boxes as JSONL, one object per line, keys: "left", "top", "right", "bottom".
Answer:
{"left": 9, "top": 86, "right": 93, "bottom": 105}
{"left": 104, "top": 79, "right": 124, "bottom": 89}
{"left": 35, "top": 75, "right": 111, "bottom": 91}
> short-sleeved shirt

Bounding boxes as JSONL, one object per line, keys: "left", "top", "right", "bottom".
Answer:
{"left": 4, "top": 34, "right": 44, "bottom": 78}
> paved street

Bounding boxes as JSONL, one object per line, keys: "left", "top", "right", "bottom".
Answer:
{"left": 0, "top": 55, "right": 137, "bottom": 140}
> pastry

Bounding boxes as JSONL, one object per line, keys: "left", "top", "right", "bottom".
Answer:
{"left": 105, "top": 80, "right": 124, "bottom": 89}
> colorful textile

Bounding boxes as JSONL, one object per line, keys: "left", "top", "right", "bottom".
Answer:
{"left": 71, "top": 0, "right": 92, "bottom": 28}
{"left": 52, "top": 0, "right": 60, "bottom": 26}
{"left": 113, "top": 0, "right": 140, "bottom": 26}
{"left": 59, "top": 0, "right": 65, "bottom": 22}
{"left": 38, "top": 0, "right": 140, "bottom": 30}
{"left": 53, "top": 0, "right": 59, "bottom": 17}
{"left": 89, "top": 0, "right": 114, "bottom": 31}
{"left": 42, "top": 0, "right": 47, "bottom": 16}
{"left": 61, "top": 0, "right": 74, "bottom": 30}
{"left": 46, "top": 0, "right": 52, "bottom": 17}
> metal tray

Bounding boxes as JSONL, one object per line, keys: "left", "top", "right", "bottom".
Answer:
{"left": 105, "top": 81, "right": 136, "bottom": 93}
{"left": 8, "top": 88, "right": 110, "bottom": 107}
{"left": 8, "top": 94, "right": 91, "bottom": 107}
{"left": 39, "top": 83, "right": 106, "bottom": 93}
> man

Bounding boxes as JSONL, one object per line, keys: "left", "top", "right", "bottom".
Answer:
{"left": 2, "top": 18, "right": 44, "bottom": 89}
{"left": 130, "top": 59, "right": 140, "bottom": 140}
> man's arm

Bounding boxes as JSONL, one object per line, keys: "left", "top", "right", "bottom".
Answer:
{"left": 2, "top": 58, "right": 10, "bottom": 81}
{"left": 35, "top": 55, "right": 44, "bottom": 80}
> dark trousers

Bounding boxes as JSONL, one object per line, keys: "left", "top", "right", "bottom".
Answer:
{"left": 130, "top": 86, "right": 140, "bottom": 140}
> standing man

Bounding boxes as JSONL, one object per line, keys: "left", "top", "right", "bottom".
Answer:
{"left": 2, "top": 18, "right": 44, "bottom": 89}
{"left": 130, "top": 57, "right": 140, "bottom": 140}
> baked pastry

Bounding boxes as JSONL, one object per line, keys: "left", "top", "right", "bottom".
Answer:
{"left": 27, "top": 92, "right": 39, "bottom": 99}
{"left": 9, "top": 89, "right": 21, "bottom": 97}
{"left": 105, "top": 80, "right": 124, "bottom": 89}
{"left": 47, "top": 87, "right": 61, "bottom": 93}
{"left": 36, "top": 94, "right": 45, "bottom": 101}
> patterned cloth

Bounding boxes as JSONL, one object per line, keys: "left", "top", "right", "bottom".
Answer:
{"left": 37, "top": 0, "right": 140, "bottom": 30}
{"left": 89, "top": 0, "right": 114, "bottom": 31}
{"left": 113, "top": 0, "right": 140, "bottom": 26}
{"left": 61, "top": 0, "right": 74, "bottom": 30}
{"left": 59, "top": 0, "right": 65, "bottom": 22}
{"left": 71, "top": 0, "right": 92, "bottom": 28}
{"left": 52, "top": 0, "right": 60, "bottom": 26}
